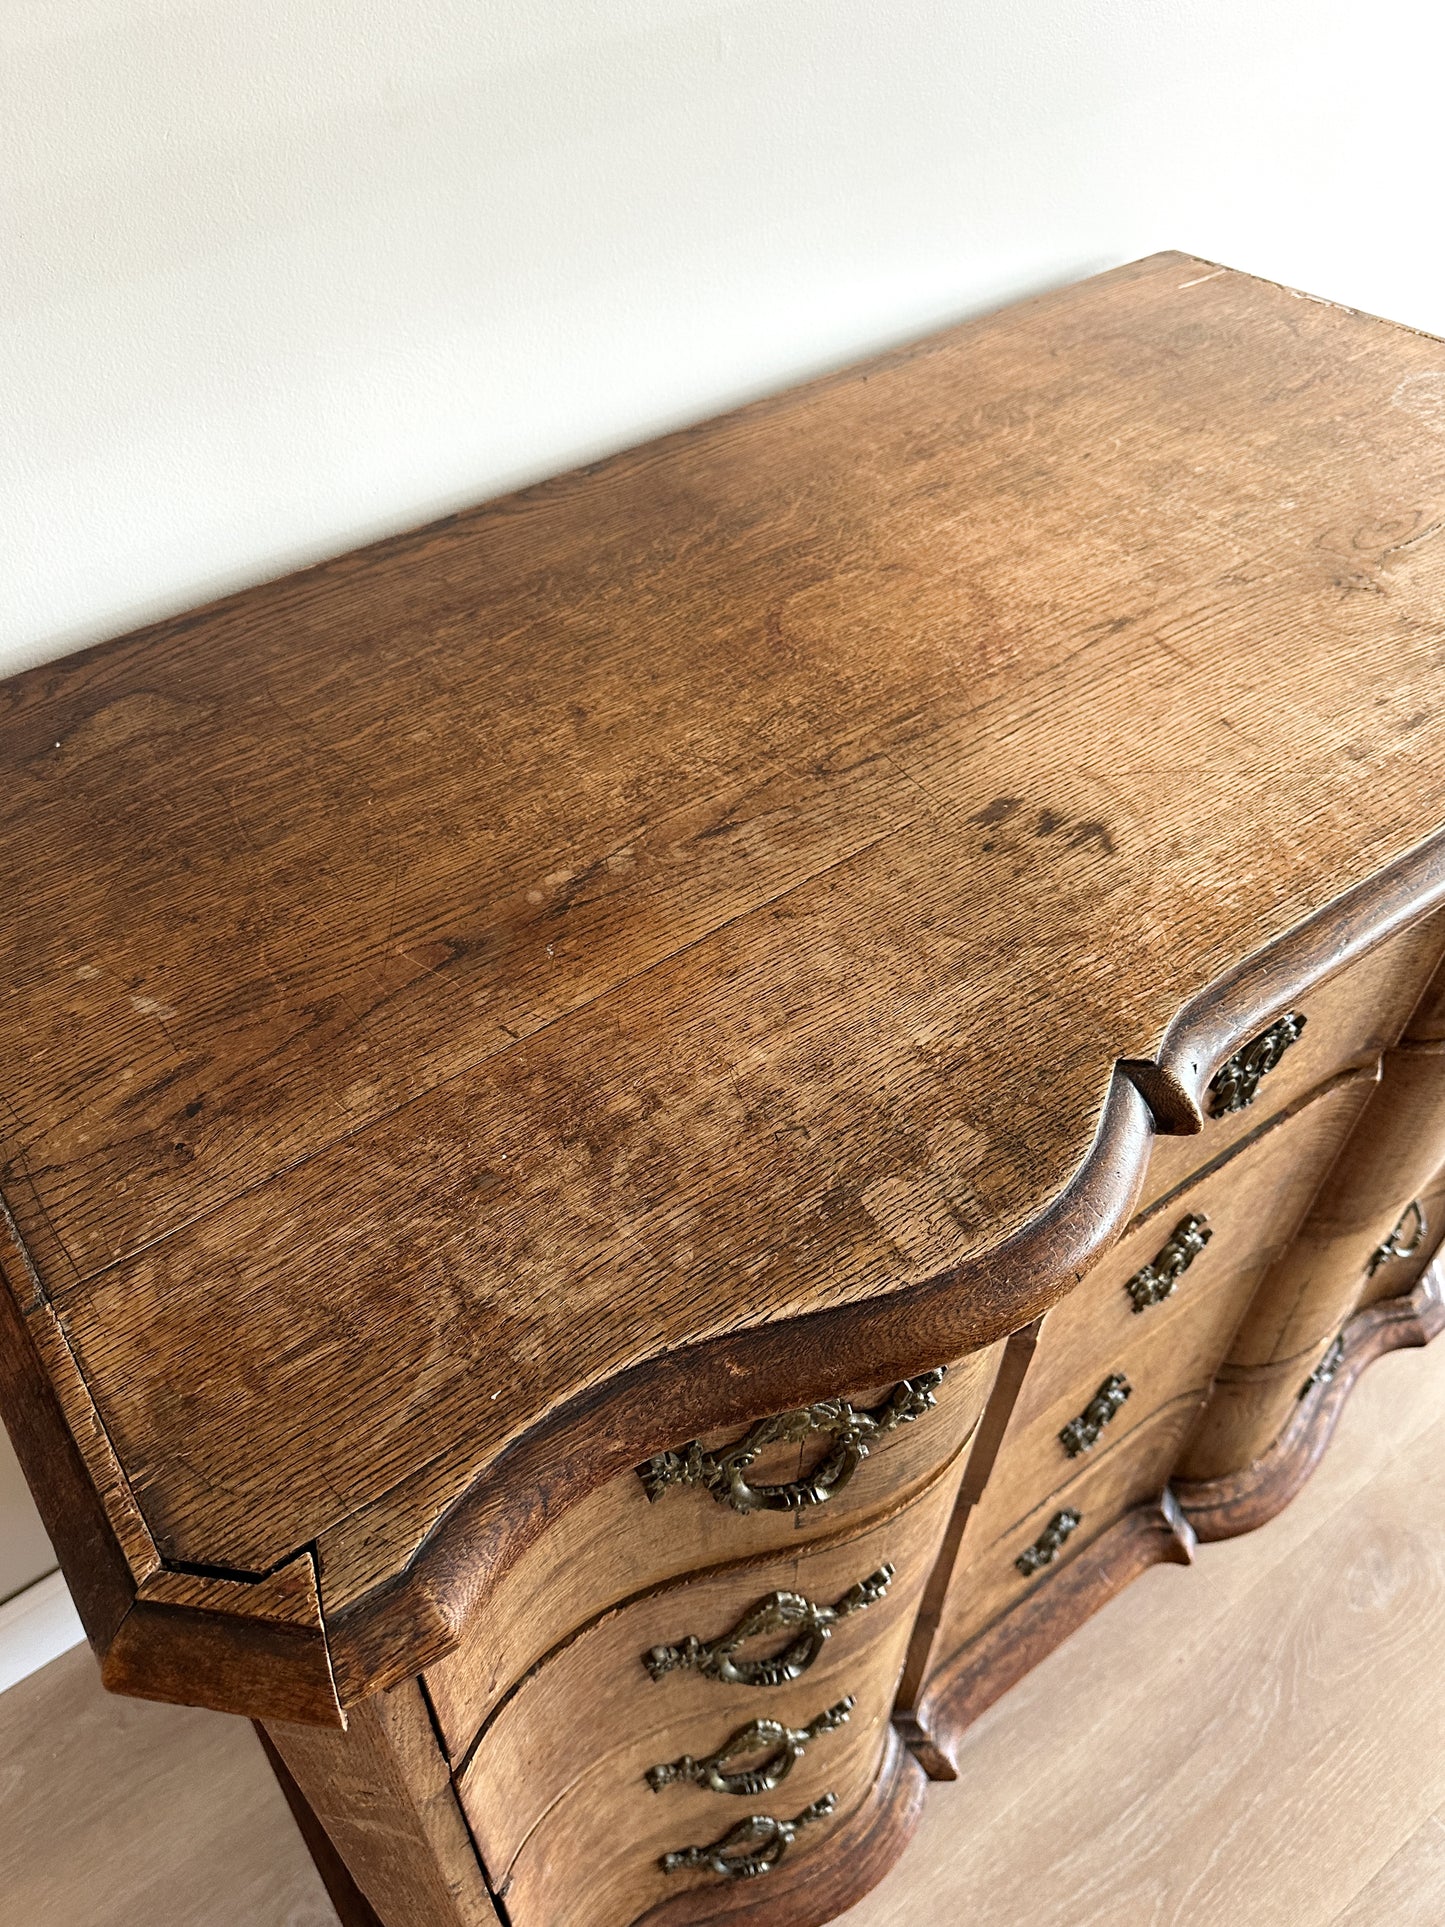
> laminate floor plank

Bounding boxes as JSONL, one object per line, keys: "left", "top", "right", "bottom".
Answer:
{"left": 840, "top": 1334, "right": 1445, "bottom": 1926}
{"left": 1330, "top": 1817, "right": 1445, "bottom": 1926}
{"left": 0, "top": 1645, "right": 335, "bottom": 1927}
{"left": 3, "top": 1337, "right": 1445, "bottom": 1926}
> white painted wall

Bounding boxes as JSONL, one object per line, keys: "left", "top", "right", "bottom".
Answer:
{"left": 2, "top": 0, "right": 1444, "bottom": 1676}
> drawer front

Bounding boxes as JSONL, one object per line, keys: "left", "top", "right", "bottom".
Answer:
{"left": 427, "top": 1343, "right": 1001, "bottom": 1755}
{"left": 1178, "top": 1038, "right": 1445, "bottom": 1481}
{"left": 1360, "top": 1161, "right": 1445, "bottom": 1310}
{"left": 458, "top": 1455, "right": 964, "bottom": 1890}
{"left": 1224, "top": 1044, "right": 1445, "bottom": 1370}
{"left": 993, "top": 1070, "right": 1377, "bottom": 1529}
{"left": 1141, "top": 909, "right": 1444, "bottom": 1208}
{"left": 497, "top": 1609, "right": 908, "bottom": 1927}
{"left": 933, "top": 1394, "right": 1202, "bottom": 1665}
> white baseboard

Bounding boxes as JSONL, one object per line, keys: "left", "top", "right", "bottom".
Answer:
{"left": 0, "top": 1570, "right": 86, "bottom": 1695}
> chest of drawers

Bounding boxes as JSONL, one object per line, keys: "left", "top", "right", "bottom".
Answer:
{"left": 4, "top": 251, "right": 1445, "bottom": 1927}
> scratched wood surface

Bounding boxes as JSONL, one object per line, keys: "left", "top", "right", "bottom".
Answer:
{"left": 4, "top": 251, "right": 1445, "bottom": 1690}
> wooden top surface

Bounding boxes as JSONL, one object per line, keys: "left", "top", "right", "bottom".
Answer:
{"left": 4, "top": 252, "right": 1445, "bottom": 1682}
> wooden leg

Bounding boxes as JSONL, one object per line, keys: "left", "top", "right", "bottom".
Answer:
{"left": 255, "top": 1723, "right": 385, "bottom": 1927}
{"left": 261, "top": 1680, "right": 502, "bottom": 1927}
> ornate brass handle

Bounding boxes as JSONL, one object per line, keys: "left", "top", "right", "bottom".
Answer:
{"left": 1016, "top": 1507, "right": 1081, "bottom": 1576}
{"left": 660, "top": 1794, "right": 837, "bottom": 1879}
{"left": 646, "top": 1698, "right": 854, "bottom": 1796}
{"left": 1207, "top": 1011, "right": 1307, "bottom": 1116}
{"left": 1300, "top": 1331, "right": 1346, "bottom": 1396}
{"left": 1125, "top": 1212, "right": 1212, "bottom": 1312}
{"left": 638, "top": 1370, "right": 946, "bottom": 1514}
{"left": 1059, "top": 1374, "right": 1131, "bottom": 1457}
{"left": 643, "top": 1567, "right": 894, "bottom": 1686}
{"left": 1367, "top": 1200, "right": 1427, "bottom": 1277}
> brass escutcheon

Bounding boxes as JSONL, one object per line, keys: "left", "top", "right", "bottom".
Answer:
{"left": 1126, "top": 1213, "right": 1212, "bottom": 1313}
{"left": 1207, "top": 1012, "right": 1307, "bottom": 1116}
{"left": 1367, "top": 1199, "right": 1427, "bottom": 1277}
{"left": 1300, "top": 1331, "right": 1346, "bottom": 1397}
{"left": 1059, "top": 1373, "right": 1131, "bottom": 1457}
{"left": 1016, "top": 1507, "right": 1081, "bottom": 1577}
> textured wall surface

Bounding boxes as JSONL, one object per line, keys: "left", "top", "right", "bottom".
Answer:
{"left": 4, "top": 0, "right": 1445, "bottom": 676}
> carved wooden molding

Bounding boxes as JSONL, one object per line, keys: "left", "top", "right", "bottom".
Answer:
{"left": 327, "top": 838, "right": 1445, "bottom": 1705}
{"left": 8, "top": 251, "right": 1445, "bottom": 1730}
{"left": 900, "top": 1493, "right": 1196, "bottom": 1782}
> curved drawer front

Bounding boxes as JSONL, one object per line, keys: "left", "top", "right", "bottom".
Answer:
{"left": 426, "top": 1343, "right": 1001, "bottom": 1755}
{"left": 457, "top": 1454, "right": 966, "bottom": 1895}
{"left": 495, "top": 1616, "right": 908, "bottom": 1927}
{"left": 1177, "top": 1036, "right": 1445, "bottom": 1481}
{"left": 1141, "top": 907, "right": 1444, "bottom": 1208}
{"left": 933, "top": 1395, "right": 1202, "bottom": 1666}
{"left": 982, "top": 1071, "right": 1378, "bottom": 1536}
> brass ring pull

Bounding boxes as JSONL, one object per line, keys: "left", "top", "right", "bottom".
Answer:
{"left": 646, "top": 1698, "right": 854, "bottom": 1796}
{"left": 1367, "top": 1199, "right": 1427, "bottom": 1277}
{"left": 1059, "top": 1374, "right": 1131, "bottom": 1457}
{"left": 637, "top": 1370, "right": 946, "bottom": 1514}
{"left": 1207, "top": 1011, "right": 1307, "bottom": 1116}
{"left": 1125, "top": 1213, "right": 1212, "bottom": 1313}
{"left": 660, "top": 1794, "right": 836, "bottom": 1880}
{"left": 1016, "top": 1508, "right": 1081, "bottom": 1577}
{"left": 643, "top": 1566, "right": 894, "bottom": 1687}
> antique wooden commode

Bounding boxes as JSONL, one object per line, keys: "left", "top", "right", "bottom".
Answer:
{"left": 5, "top": 252, "right": 1445, "bottom": 1926}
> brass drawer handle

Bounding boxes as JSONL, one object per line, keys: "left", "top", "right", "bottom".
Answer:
{"left": 1126, "top": 1212, "right": 1212, "bottom": 1312}
{"left": 643, "top": 1566, "right": 894, "bottom": 1687}
{"left": 638, "top": 1370, "right": 947, "bottom": 1514}
{"left": 1207, "top": 1011, "right": 1307, "bottom": 1116}
{"left": 1300, "top": 1331, "right": 1346, "bottom": 1397}
{"left": 1059, "top": 1374, "right": 1131, "bottom": 1457}
{"left": 646, "top": 1698, "right": 854, "bottom": 1796}
{"left": 1016, "top": 1508, "right": 1081, "bottom": 1576}
{"left": 661, "top": 1794, "right": 836, "bottom": 1880}
{"left": 1367, "top": 1200, "right": 1427, "bottom": 1277}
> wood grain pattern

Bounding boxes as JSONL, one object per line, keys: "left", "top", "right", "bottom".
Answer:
{"left": 918, "top": 1393, "right": 1203, "bottom": 1710}
{"left": 497, "top": 1636, "right": 905, "bottom": 1927}
{"left": 0, "top": 1646, "right": 337, "bottom": 1927}
{"left": 254, "top": 1724, "right": 385, "bottom": 1927}
{"left": 324, "top": 1066, "right": 1154, "bottom": 1708}
{"left": 457, "top": 1455, "right": 964, "bottom": 1882}
{"left": 1176, "top": 1263, "right": 1445, "bottom": 1541}
{"left": 424, "top": 1347, "right": 1000, "bottom": 1756}
{"left": 899, "top": 1494, "right": 1195, "bottom": 1781}
{"left": 1180, "top": 1040, "right": 1445, "bottom": 1480}
{"left": 994, "top": 1069, "right": 1377, "bottom": 1512}
{"left": 1135, "top": 903, "right": 1445, "bottom": 1203}
{"left": 101, "top": 1553, "right": 344, "bottom": 1727}
{"left": 5, "top": 250, "right": 1445, "bottom": 1728}
{"left": 1330, "top": 1817, "right": 1445, "bottom": 1926}
{"left": 13, "top": 1332, "right": 1445, "bottom": 1927}
{"left": 263, "top": 1681, "right": 499, "bottom": 1927}
{"left": 893, "top": 1323, "right": 1041, "bottom": 1716}
{"left": 635, "top": 1727, "right": 927, "bottom": 1927}
{"left": 842, "top": 1330, "right": 1445, "bottom": 1927}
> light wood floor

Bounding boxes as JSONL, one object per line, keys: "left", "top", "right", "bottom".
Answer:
{"left": 5, "top": 1332, "right": 1445, "bottom": 1927}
